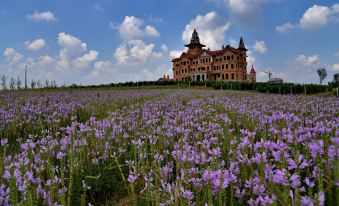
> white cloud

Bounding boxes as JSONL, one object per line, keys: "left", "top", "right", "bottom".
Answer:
{"left": 114, "top": 39, "right": 166, "bottom": 65}
{"left": 275, "top": 22, "right": 296, "bottom": 33}
{"left": 26, "top": 11, "right": 57, "bottom": 22}
{"left": 206, "top": 0, "right": 278, "bottom": 25}
{"left": 58, "top": 32, "right": 87, "bottom": 60}
{"left": 300, "top": 5, "right": 331, "bottom": 29}
{"left": 117, "top": 16, "right": 160, "bottom": 40}
{"left": 161, "top": 44, "right": 169, "bottom": 53}
{"left": 253, "top": 41, "right": 267, "bottom": 53}
{"left": 277, "top": 4, "right": 339, "bottom": 33}
{"left": 145, "top": 25, "right": 160, "bottom": 37}
{"left": 114, "top": 44, "right": 130, "bottom": 65}
{"left": 94, "top": 4, "right": 104, "bottom": 13}
{"left": 25, "top": 38, "right": 46, "bottom": 51}
{"left": 334, "top": 51, "right": 339, "bottom": 57}
{"left": 182, "top": 11, "right": 231, "bottom": 50}
{"left": 128, "top": 39, "right": 155, "bottom": 62}
{"left": 4, "top": 48, "right": 23, "bottom": 64}
{"left": 73, "top": 50, "right": 98, "bottom": 69}
{"left": 84, "top": 61, "right": 117, "bottom": 84}
{"left": 295, "top": 54, "right": 320, "bottom": 66}
{"left": 119, "top": 16, "right": 144, "bottom": 40}
{"left": 332, "top": 64, "right": 339, "bottom": 71}
{"left": 247, "top": 50, "right": 256, "bottom": 68}
{"left": 169, "top": 50, "right": 183, "bottom": 59}
{"left": 147, "top": 15, "right": 163, "bottom": 23}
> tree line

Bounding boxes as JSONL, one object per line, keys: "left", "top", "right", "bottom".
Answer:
{"left": 0, "top": 74, "right": 58, "bottom": 91}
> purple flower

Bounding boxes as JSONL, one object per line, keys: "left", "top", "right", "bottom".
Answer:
{"left": 3, "top": 170, "right": 10, "bottom": 180}
{"left": 289, "top": 173, "right": 301, "bottom": 188}
{"left": 127, "top": 174, "right": 138, "bottom": 183}
{"left": 301, "top": 196, "right": 314, "bottom": 206}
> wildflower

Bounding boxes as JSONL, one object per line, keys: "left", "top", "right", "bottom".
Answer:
{"left": 127, "top": 174, "right": 138, "bottom": 183}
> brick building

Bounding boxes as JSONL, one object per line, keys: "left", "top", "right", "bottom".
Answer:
{"left": 172, "top": 29, "right": 256, "bottom": 82}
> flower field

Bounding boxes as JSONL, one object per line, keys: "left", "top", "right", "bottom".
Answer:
{"left": 0, "top": 89, "right": 338, "bottom": 206}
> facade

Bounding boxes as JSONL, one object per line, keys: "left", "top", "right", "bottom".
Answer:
{"left": 172, "top": 29, "right": 256, "bottom": 82}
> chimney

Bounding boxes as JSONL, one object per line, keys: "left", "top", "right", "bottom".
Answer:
{"left": 163, "top": 74, "right": 166, "bottom": 78}
{"left": 222, "top": 45, "right": 224, "bottom": 49}
{"left": 167, "top": 75, "right": 169, "bottom": 79}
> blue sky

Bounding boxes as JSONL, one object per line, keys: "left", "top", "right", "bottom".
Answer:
{"left": 0, "top": 0, "right": 339, "bottom": 85}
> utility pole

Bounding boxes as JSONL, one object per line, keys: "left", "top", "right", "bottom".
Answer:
{"left": 25, "top": 64, "right": 27, "bottom": 89}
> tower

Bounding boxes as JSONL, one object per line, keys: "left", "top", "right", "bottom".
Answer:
{"left": 249, "top": 65, "right": 256, "bottom": 83}
{"left": 184, "top": 29, "right": 206, "bottom": 55}
{"left": 238, "top": 36, "right": 248, "bottom": 80}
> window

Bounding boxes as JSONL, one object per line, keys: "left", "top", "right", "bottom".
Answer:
{"left": 231, "top": 64, "right": 234, "bottom": 69}
{"left": 231, "top": 55, "right": 234, "bottom": 60}
{"left": 222, "top": 65, "right": 224, "bottom": 69}
{"left": 232, "top": 73, "right": 234, "bottom": 79}
{"left": 226, "top": 73, "right": 228, "bottom": 80}
{"left": 223, "top": 56, "right": 226, "bottom": 61}
{"left": 227, "top": 56, "right": 230, "bottom": 60}
{"left": 226, "top": 64, "right": 228, "bottom": 69}
{"left": 207, "top": 66, "right": 209, "bottom": 71}
{"left": 219, "top": 58, "right": 222, "bottom": 61}
{"left": 222, "top": 74, "right": 224, "bottom": 80}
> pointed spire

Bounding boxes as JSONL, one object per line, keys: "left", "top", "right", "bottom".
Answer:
{"left": 185, "top": 29, "right": 206, "bottom": 48}
{"left": 238, "top": 36, "right": 247, "bottom": 51}
{"left": 191, "top": 29, "right": 200, "bottom": 44}
{"left": 250, "top": 65, "right": 256, "bottom": 73}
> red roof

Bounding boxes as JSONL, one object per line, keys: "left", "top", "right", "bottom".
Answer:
{"left": 250, "top": 65, "right": 256, "bottom": 73}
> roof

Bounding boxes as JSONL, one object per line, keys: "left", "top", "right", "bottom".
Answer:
{"left": 250, "top": 65, "right": 256, "bottom": 73}
{"left": 185, "top": 29, "right": 206, "bottom": 48}
{"left": 238, "top": 36, "right": 248, "bottom": 51}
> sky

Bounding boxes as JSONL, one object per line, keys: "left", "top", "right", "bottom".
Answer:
{"left": 0, "top": 0, "right": 339, "bottom": 85}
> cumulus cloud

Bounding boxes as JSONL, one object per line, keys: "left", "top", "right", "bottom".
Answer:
{"left": 276, "top": 3, "right": 339, "bottom": 33}
{"left": 182, "top": 11, "right": 231, "bottom": 50}
{"left": 295, "top": 54, "right": 320, "bottom": 66}
{"left": 169, "top": 50, "right": 184, "bottom": 59}
{"left": 300, "top": 5, "right": 331, "bottom": 29}
{"left": 253, "top": 41, "right": 267, "bottom": 54}
{"left": 4, "top": 48, "right": 23, "bottom": 64}
{"left": 247, "top": 50, "right": 256, "bottom": 69}
{"left": 206, "top": 0, "right": 278, "bottom": 25}
{"left": 332, "top": 64, "right": 339, "bottom": 71}
{"left": 25, "top": 39, "right": 46, "bottom": 51}
{"left": 116, "top": 16, "right": 160, "bottom": 40}
{"left": 83, "top": 61, "right": 117, "bottom": 84}
{"left": 145, "top": 25, "right": 160, "bottom": 37}
{"left": 73, "top": 50, "right": 98, "bottom": 69}
{"left": 26, "top": 11, "right": 57, "bottom": 22}
{"left": 114, "top": 39, "right": 167, "bottom": 65}
{"left": 275, "top": 22, "right": 296, "bottom": 33}
{"left": 58, "top": 32, "right": 87, "bottom": 60}
{"left": 1, "top": 30, "right": 171, "bottom": 85}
